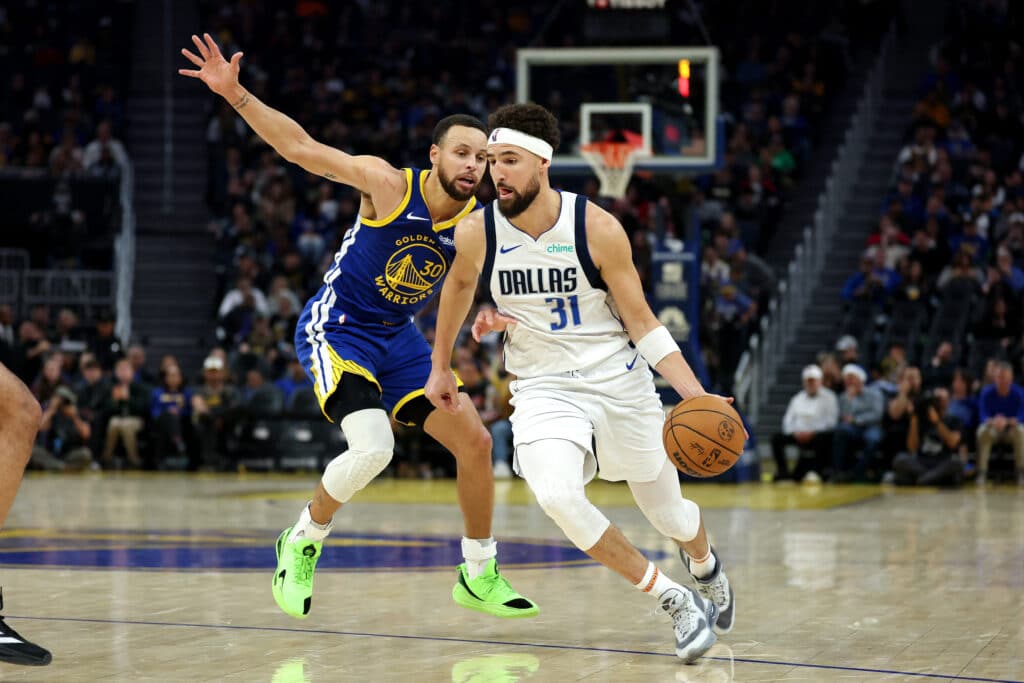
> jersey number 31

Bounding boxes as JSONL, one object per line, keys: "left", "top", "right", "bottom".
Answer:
{"left": 546, "top": 295, "right": 581, "bottom": 331}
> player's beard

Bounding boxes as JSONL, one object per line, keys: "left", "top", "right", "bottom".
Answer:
{"left": 437, "top": 165, "right": 477, "bottom": 202}
{"left": 497, "top": 176, "right": 540, "bottom": 218}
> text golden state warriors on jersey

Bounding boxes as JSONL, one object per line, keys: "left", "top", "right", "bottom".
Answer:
{"left": 376, "top": 233, "right": 449, "bottom": 306}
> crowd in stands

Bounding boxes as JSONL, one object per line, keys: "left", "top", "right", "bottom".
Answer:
{"left": 188, "top": 0, "right": 883, "bottom": 476}
{"left": 0, "top": 1, "right": 133, "bottom": 269}
{"left": 0, "top": 0, "right": 899, "bottom": 475}
{"left": 771, "top": 1, "right": 1024, "bottom": 488}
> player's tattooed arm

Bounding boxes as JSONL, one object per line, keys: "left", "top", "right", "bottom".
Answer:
{"left": 179, "top": 32, "right": 403, "bottom": 198}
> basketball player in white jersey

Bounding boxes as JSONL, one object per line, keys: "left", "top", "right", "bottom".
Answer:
{"left": 425, "top": 104, "right": 735, "bottom": 663}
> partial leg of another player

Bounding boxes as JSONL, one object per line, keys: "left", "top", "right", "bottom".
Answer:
{"left": 629, "top": 459, "right": 735, "bottom": 634}
{"left": 0, "top": 363, "right": 52, "bottom": 666}
{"left": 516, "top": 440, "right": 717, "bottom": 663}
{"left": 423, "top": 392, "right": 539, "bottom": 618}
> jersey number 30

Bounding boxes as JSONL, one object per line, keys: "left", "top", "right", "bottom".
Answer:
{"left": 546, "top": 295, "right": 581, "bottom": 331}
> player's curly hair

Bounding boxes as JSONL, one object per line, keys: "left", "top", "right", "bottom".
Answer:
{"left": 488, "top": 103, "right": 561, "bottom": 153}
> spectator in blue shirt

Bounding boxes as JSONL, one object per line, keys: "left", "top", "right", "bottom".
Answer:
{"left": 948, "top": 216, "right": 989, "bottom": 265}
{"left": 841, "top": 249, "right": 900, "bottom": 305}
{"left": 975, "top": 361, "right": 1024, "bottom": 486}
{"left": 150, "top": 364, "right": 192, "bottom": 467}
{"left": 944, "top": 120, "right": 975, "bottom": 162}
{"left": 995, "top": 247, "right": 1024, "bottom": 294}
{"left": 882, "top": 179, "right": 924, "bottom": 229}
{"left": 275, "top": 356, "right": 313, "bottom": 403}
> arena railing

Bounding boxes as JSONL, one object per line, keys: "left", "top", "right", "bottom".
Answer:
{"left": 21, "top": 269, "right": 116, "bottom": 318}
{"left": 733, "top": 26, "right": 895, "bottom": 431}
{"left": 113, "top": 156, "right": 135, "bottom": 345}
{"left": 0, "top": 248, "right": 29, "bottom": 273}
{"left": 0, "top": 249, "right": 29, "bottom": 314}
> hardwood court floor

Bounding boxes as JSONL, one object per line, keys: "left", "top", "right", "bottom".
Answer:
{"left": 0, "top": 473, "right": 1021, "bottom": 682}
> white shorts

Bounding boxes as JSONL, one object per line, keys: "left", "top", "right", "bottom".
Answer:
{"left": 509, "top": 345, "right": 667, "bottom": 483}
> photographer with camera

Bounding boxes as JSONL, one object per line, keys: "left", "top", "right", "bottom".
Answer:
{"left": 892, "top": 387, "right": 964, "bottom": 486}
{"left": 31, "top": 385, "right": 96, "bottom": 472}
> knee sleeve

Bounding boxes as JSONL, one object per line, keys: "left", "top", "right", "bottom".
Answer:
{"left": 321, "top": 408, "right": 395, "bottom": 503}
{"left": 517, "top": 440, "right": 610, "bottom": 550}
{"left": 629, "top": 460, "right": 702, "bottom": 542}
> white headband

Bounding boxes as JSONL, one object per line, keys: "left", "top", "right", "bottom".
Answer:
{"left": 487, "top": 127, "right": 553, "bottom": 161}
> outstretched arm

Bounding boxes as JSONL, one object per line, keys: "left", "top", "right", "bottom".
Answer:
{"left": 425, "top": 212, "right": 487, "bottom": 413}
{"left": 178, "top": 33, "right": 403, "bottom": 199}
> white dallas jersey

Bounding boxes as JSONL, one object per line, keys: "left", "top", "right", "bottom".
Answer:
{"left": 482, "top": 192, "right": 631, "bottom": 377}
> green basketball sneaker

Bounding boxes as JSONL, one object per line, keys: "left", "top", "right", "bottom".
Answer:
{"left": 272, "top": 527, "right": 322, "bottom": 619}
{"left": 452, "top": 559, "right": 539, "bottom": 618}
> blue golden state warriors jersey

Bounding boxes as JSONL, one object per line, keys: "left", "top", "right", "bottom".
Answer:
{"left": 320, "top": 168, "right": 475, "bottom": 323}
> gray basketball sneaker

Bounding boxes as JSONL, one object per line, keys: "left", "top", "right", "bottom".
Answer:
{"left": 682, "top": 545, "right": 735, "bottom": 634}
{"left": 660, "top": 585, "right": 718, "bottom": 663}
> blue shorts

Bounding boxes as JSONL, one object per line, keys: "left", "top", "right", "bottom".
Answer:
{"left": 295, "top": 290, "right": 438, "bottom": 426}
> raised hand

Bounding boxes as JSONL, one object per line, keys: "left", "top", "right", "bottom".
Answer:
{"left": 178, "top": 33, "right": 244, "bottom": 100}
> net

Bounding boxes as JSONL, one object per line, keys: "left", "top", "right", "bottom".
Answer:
{"left": 580, "top": 141, "right": 647, "bottom": 199}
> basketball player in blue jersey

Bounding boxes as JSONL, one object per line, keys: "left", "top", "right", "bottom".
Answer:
{"left": 426, "top": 103, "right": 735, "bottom": 663}
{"left": 180, "top": 34, "right": 537, "bottom": 620}
{"left": 0, "top": 364, "right": 52, "bottom": 665}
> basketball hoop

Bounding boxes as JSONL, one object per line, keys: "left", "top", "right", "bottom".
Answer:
{"left": 580, "top": 141, "right": 648, "bottom": 199}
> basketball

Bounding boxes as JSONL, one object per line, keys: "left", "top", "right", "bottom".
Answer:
{"left": 662, "top": 395, "right": 745, "bottom": 478}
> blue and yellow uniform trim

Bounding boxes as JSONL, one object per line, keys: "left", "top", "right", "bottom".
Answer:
{"left": 295, "top": 167, "right": 472, "bottom": 426}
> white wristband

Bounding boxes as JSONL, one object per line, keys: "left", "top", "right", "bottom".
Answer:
{"left": 636, "top": 326, "right": 679, "bottom": 368}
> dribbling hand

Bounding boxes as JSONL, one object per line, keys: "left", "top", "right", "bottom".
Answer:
{"left": 178, "top": 33, "right": 243, "bottom": 98}
{"left": 471, "top": 308, "right": 517, "bottom": 342}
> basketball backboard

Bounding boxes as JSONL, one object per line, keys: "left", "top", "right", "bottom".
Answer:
{"left": 516, "top": 47, "right": 721, "bottom": 174}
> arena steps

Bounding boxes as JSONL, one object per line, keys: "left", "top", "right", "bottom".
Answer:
{"left": 753, "top": 0, "right": 948, "bottom": 445}
{"left": 127, "top": 0, "right": 216, "bottom": 377}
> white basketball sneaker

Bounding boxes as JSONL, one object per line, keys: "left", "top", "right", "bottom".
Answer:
{"left": 659, "top": 586, "right": 718, "bottom": 663}
{"left": 682, "top": 546, "right": 735, "bottom": 634}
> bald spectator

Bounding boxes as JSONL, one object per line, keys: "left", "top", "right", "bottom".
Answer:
{"left": 771, "top": 365, "right": 838, "bottom": 483}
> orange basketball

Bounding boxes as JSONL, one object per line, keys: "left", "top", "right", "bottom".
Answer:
{"left": 662, "top": 395, "right": 746, "bottom": 478}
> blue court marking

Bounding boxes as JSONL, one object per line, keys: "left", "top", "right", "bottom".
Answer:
{"left": 0, "top": 529, "right": 666, "bottom": 571}
{"left": 8, "top": 614, "right": 1021, "bottom": 683}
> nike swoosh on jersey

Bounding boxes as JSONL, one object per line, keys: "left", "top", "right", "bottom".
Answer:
{"left": 499, "top": 244, "right": 522, "bottom": 254}
{"left": 406, "top": 212, "right": 431, "bottom": 221}
{"left": 626, "top": 353, "right": 639, "bottom": 370}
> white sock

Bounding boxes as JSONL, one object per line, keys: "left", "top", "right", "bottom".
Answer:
{"left": 461, "top": 537, "right": 497, "bottom": 579}
{"left": 635, "top": 561, "right": 680, "bottom": 598}
{"left": 688, "top": 546, "right": 717, "bottom": 579}
{"left": 287, "top": 502, "right": 332, "bottom": 543}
